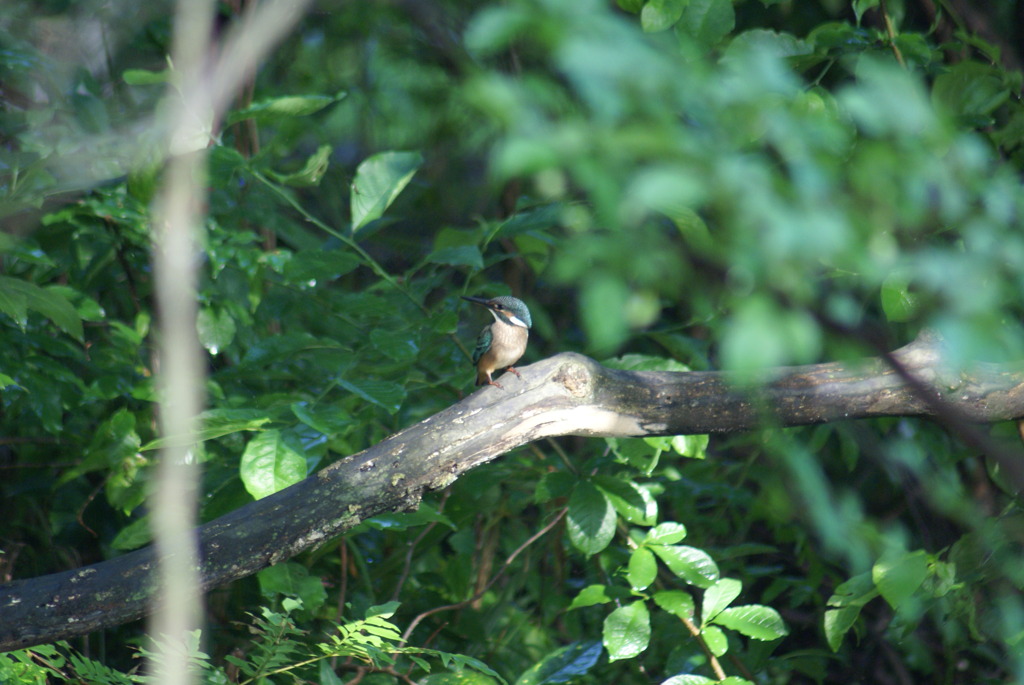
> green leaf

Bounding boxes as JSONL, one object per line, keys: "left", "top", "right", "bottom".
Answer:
{"left": 111, "top": 516, "right": 152, "bottom": 551}
{"left": 711, "top": 605, "right": 788, "bottom": 640}
{"left": 535, "top": 471, "right": 576, "bottom": 503}
{"left": 679, "top": 0, "right": 735, "bottom": 47}
{"left": 661, "top": 676, "right": 717, "bottom": 685}
{"left": 701, "top": 624, "right": 728, "bottom": 657}
{"left": 141, "top": 409, "right": 272, "bottom": 451}
{"left": 0, "top": 276, "right": 83, "bottom": 340}
{"left": 603, "top": 601, "right": 650, "bottom": 661}
{"left": 852, "top": 0, "right": 879, "bottom": 23}
{"left": 282, "top": 249, "right": 362, "bottom": 284}
{"left": 370, "top": 328, "right": 419, "bottom": 363}
{"left": 627, "top": 547, "right": 658, "bottom": 591}
{"left": 123, "top": 68, "right": 172, "bottom": 85}
{"left": 514, "top": 640, "right": 602, "bottom": 685}
{"left": 702, "top": 578, "right": 742, "bottom": 626}
{"left": 581, "top": 275, "right": 629, "bottom": 354}
{"left": 567, "top": 481, "right": 617, "bottom": 555}
{"left": 365, "top": 503, "right": 455, "bottom": 532}
{"left": 720, "top": 294, "right": 820, "bottom": 375}
{"left": 291, "top": 401, "right": 354, "bottom": 436}
{"left": 645, "top": 521, "right": 687, "bottom": 545}
{"left": 336, "top": 376, "right": 407, "bottom": 414}
{"left": 197, "top": 307, "right": 236, "bottom": 354}
{"left": 824, "top": 604, "right": 862, "bottom": 652}
{"left": 594, "top": 475, "right": 657, "bottom": 525}
{"left": 670, "top": 434, "right": 709, "bottom": 459}
{"left": 653, "top": 590, "right": 695, "bottom": 620}
{"left": 258, "top": 562, "right": 328, "bottom": 612}
{"left": 568, "top": 584, "right": 616, "bottom": 611}
{"left": 827, "top": 572, "right": 878, "bottom": 609}
{"left": 641, "top": 0, "right": 687, "bottom": 33}
{"left": 58, "top": 409, "right": 141, "bottom": 484}
{"left": 227, "top": 93, "right": 343, "bottom": 124}
{"left": 872, "top": 549, "right": 929, "bottom": 610}
{"left": 650, "top": 544, "right": 719, "bottom": 588}
{"left": 270, "top": 144, "right": 333, "bottom": 187}
{"left": 932, "top": 61, "right": 1009, "bottom": 125}
{"left": 881, "top": 273, "right": 920, "bottom": 322}
{"left": 240, "top": 429, "right": 307, "bottom": 500}
{"left": 351, "top": 150, "right": 423, "bottom": 232}
{"left": 426, "top": 245, "right": 485, "bottom": 270}
{"left": 421, "top": 673, "right": 498, "bottom": 685}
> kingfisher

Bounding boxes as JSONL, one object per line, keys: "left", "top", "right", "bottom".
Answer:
{"left": 461, "top": 294, "right": 532, "bottom": 388}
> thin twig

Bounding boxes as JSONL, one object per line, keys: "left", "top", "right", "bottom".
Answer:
{"left": 879, "top": 0, "right": 907, "bottom": 68}
{"left": 400, "top": 507, "right": 567, "bottom": 644}
{"left": 390, "top": 492, "right": 450, "bottom": 602}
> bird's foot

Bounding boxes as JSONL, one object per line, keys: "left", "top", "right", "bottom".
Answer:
{"left": 487, "top": 379, "right": 505, "bottom": 389}
{"left": 506, "top": 366, "right": 523, "bottom": 379}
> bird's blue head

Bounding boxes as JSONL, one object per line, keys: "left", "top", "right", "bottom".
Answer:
{"left": 462, "top": 295, "right": 532, "bottom": 328}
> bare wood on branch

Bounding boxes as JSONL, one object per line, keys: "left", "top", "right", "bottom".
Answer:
{"left": 2, "top": 334, "right": 1023, "bottom": 652}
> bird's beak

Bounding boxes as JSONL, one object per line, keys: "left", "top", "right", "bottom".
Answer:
{"left": 461, "top": 295, "right": 491, "bottom": 308}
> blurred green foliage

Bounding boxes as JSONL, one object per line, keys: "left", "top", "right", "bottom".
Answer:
{"left": 3, "top": 0, "right": 1024, "bottom": 682}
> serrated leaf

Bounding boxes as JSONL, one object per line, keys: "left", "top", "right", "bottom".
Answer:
{"left": 567, "top": 481, "right": 617, "bottom": 555}
{"left": 603, "top": 601, "right": 650, "bottom": 661}
{"left": 702, "top": 578, "right": 742, "bottom": 626}
{"left": 370, "top": 328, "right": 419, "bottom": 363}
{"left": 594, "top": 475, "right": 657, "bottom": 525}
{"left": 351, "top": 151, "right": 423, "bottom": 231}
{"left": 932, "top": 61, "right": 1009, "bottom": 124}
{"left": 872, "top": 549, "right": 929, "bottom": 610}
{"left": 653, "top": 590, "right": 695, "bottom": 620}
{"left": 712, "top": 605, "right": 788, "bottom": 640}
{"left": 336, "top": 376, "right": 407, "bottom": 414}
{"left": 645, "top": 522, "right": 687, "bottom": 545}
{"left": 0, "top": 276, "right": 83, "bottom": 340}
{"left": 514, "top": 640, "right": 602, "bottom": 685}
{"left": 627, "top": 547, "right": 658, "bottom": 591}
{"left": 651, "top": 544, "right": 719, "bottom": 588}
{"left": 291, "top": 402, "right": 354, "bottom": 436}
{"left": 535, "top": 471, "right": 576, "bottom": 503}
{"left": 240, "top": 429, "right": 307, "bottom": 500}
{"left": 0, "top": 280, "right": 27, "bottom": 326}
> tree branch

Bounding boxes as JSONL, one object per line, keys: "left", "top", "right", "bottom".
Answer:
{"left": 2, "top": 335, "right": 1023, "bottom": 651}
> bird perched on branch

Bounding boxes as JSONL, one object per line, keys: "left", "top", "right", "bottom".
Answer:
{"left": 461, "top": 295, "right": 532, "bottom": 388}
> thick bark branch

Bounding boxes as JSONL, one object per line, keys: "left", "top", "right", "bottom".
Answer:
{"left": 3, "top": 336, "right": 1024, "bottom": 651}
